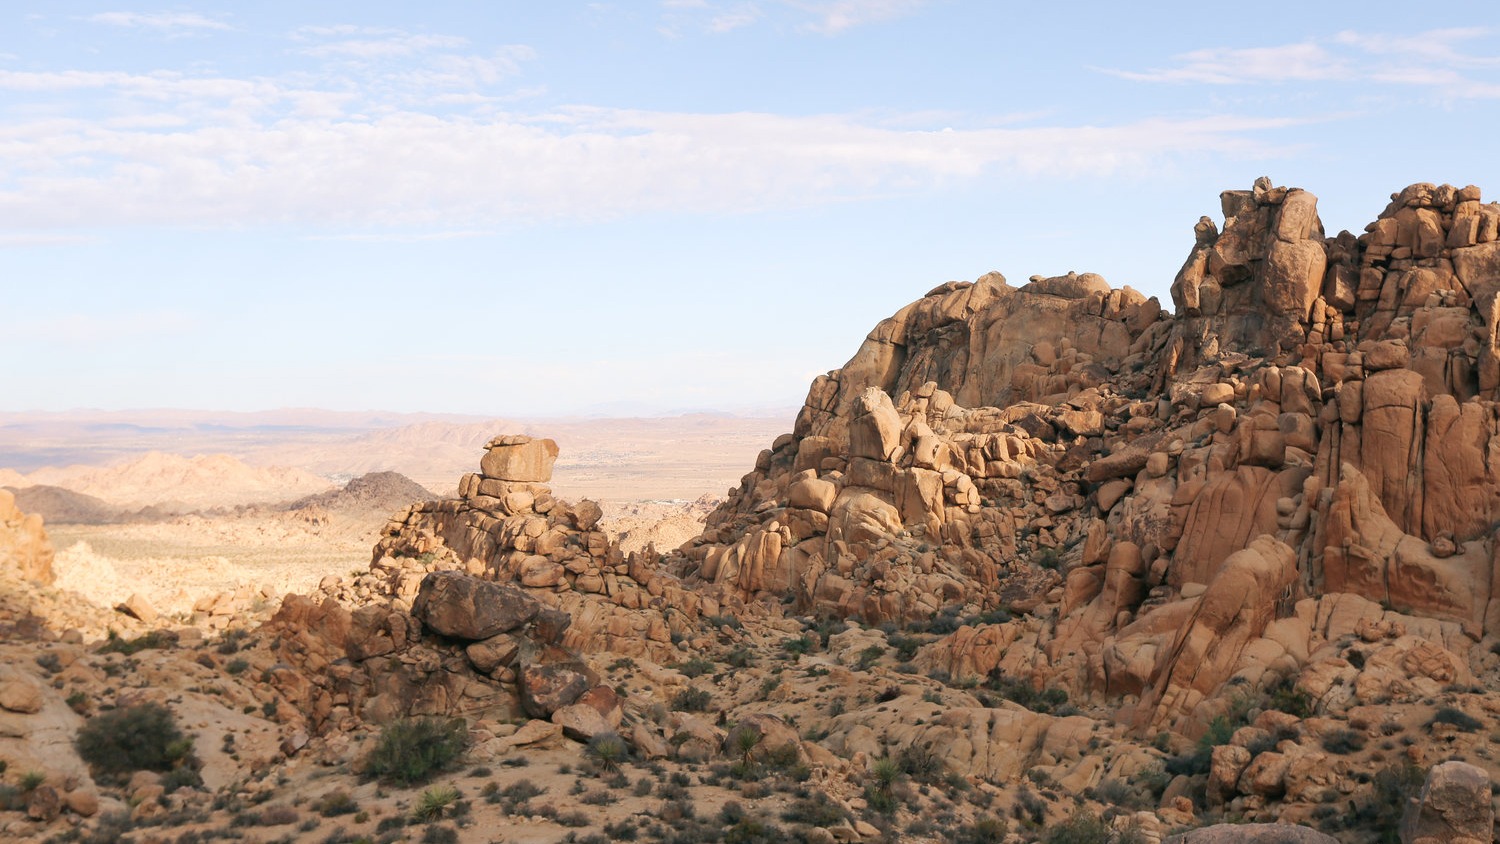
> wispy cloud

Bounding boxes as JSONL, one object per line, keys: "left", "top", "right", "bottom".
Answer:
{"left": 0, "top": 87, "right": 1309, "bottom": 232}
{"left": 85, "top": 11, "right": 231, "bottom": 33}
{"left": 302, "top": 33, "right": 470, "bottom": 59}
{"left": 660, "top": 0, "right": 931, "bottom": 36}
{"left": 708, "top": 4, "right": 762, "bottom": 33}
{"left": 787, "top": 0, "right": 931, "bottom": 34}
{"left": 1103, "top": 27, "right": 1500, "bottom": 97}
{"left": 1105, "top": 42, "right": 1346, "bottom": 84}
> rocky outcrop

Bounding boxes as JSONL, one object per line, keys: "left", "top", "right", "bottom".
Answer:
{"left": 0, "top": 489, "right": 54, "bottom": 586}
{"left": 674, "top": 178, "right": 1500, "bottom": 737}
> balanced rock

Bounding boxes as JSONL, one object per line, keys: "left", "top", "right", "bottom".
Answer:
{"left": 480, "top": 435, "right": 559, "bottom": 483}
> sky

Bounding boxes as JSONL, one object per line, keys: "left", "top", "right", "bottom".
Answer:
{"left": 1, "top": 2, "right": 1498, "bottom": 416}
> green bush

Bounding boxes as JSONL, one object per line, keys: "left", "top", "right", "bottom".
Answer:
{"left": 410, "top": 784, "right": 461, "bottom": 822}
{"left": 1042, "top": 810, "right": 1110, "bottom": 844}
{"left": 75, "top": 702, "right": 199, "bottom": 785}
{"left": 671, "top": 688, "right": 712, "bottom": 712}
{"left": 1430, "top": 706, "right": 1483, "bottom": 732}
{"left": 586, "top": 732, "right": 629, "bottom": 772}
{"left": 363, "top": 718, "right": 468, "bottom": 786}
{"left": 675, "top": 657, "right": 716, "bottom": 678}
{"left": 1321, "top": 727, "right": 1367, "bottom": 755}
{"left": 97, "top": 630, "right": 177, "bottom": 655}
{"left": 984, "top": 670, "right": 1070, "bottom": 714}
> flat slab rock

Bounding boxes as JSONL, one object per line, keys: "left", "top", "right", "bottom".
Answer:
{"left": 410, "top": 571, "right": 540, "bottom": 641}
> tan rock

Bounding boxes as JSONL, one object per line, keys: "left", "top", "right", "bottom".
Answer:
{"left": 480, "top": 436, "right": 560, "bottom": 482}
{"left": 1401, "top": 761, "right": 1493, "bottom": 844}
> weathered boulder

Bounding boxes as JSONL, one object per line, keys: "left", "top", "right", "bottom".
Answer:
{"left": 411, "top": 571, "right": 540, "bottom": 641}
{"left": 518, "top": 650, "right": 597, "bottom": 718}
{"left": 1401, "top": 760, "right": 1493, "bottom": 844}
{"left": 480, "top": 435, "right": 560, "bottom": 482}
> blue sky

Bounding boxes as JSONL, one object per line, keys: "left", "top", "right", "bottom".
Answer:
{"left": 1, "top": 2, "right": 1497, "bottom": 415}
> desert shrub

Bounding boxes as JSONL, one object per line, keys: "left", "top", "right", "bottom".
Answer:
{"left": 1321, "top": 728, "right": 1367, "bottom": 755}
{"left": 1166, "top": 715, "right": 1237, "bottom": 777}
{"left": 363, "top": 717, "right": 468, "bottom": 786}
{"left": 889, "top": 634, "right": 920, "bottom": 662}
{"left": 780, "top": 792, "right": 846, "bottom": 826}
{"left": 722, "top": 816, "right": 785, "bottom": 843}
{"left": 225, "top": 658, "right": 250, "bottom": 676}
{"left": 315, "top": 789, "right": 359, "bottom": 817}
{"left": 1430, "top": 706, "right": 1483, "bottom": 732}
{"left": 726, "top": 724, "right": 763, "bottom": 763}
{"left": 604, "top": 818, "right": 640, "bottom": 840}
{"left": 1092, "top": 777, "right": 1141, "bottom": 808}
{"left": 875, "top": 685, "right": 901, "bottom": 703}
{"left": 75, "top": 702, "right": 199, "bottom": 785}
{"left": 856, "top": 645, "right": 885, "bottom": 670}
{"left": 257, "top": 805, "right": 300, "bottom": 826}
{"left": 97, "top": 629, "right": 177, "bottom": 656}
{"left": 984, "top": 670, "right": 1069, "bottom": 714}
{"left": 1042, "top": 810, "right": 1109, "bottom": 844}
{"left": 35, "top": 652, "right": 62, "bottom": 674}
{"left": 65, "top": 691, "right": 90, "bottom": 715}
{"left": 675, "top": 658, "right": 716, "bottom": 679}
{"left": 672, "top": 688, "right": 712, "bottom": 712}
{"left": 1353, "top": 762, "right": 1426, "bottom": 844}
{"left": 958, "top": 816, "right": 1009, "bottom": 844}
{"left": 896, "top": 742, "right": 942, "bottom": 784}
{"left": 864, "top": 758, "right": 902, "bottom": 814}
{"left": 410, "top": 785, "right": 461, "bottom": 822}
{"left": 725, "top": 647, "right": 755, "bottom": 668}
{"left": 586, "top": 732, "right": 629, "bottom": 772}
{"left": 420, "top": 825, "right": 459, "bottom": 844}
{"left": 1033, "top": 548, "right": 1062, "bottom": 570}
{"left": 1265, "top": 675, "right": 1314, "bottom": 718}
{"left": 557, "top": 810, "right": 591, "bottom": 827}
{"left": 0, "top": 785, "right": 22, "bottom": 812}
{"left": 781, "top": 635, "right": 814, "bottom": 655}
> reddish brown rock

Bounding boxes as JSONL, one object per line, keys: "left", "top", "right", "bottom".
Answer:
{"left": 411, "top": 571, "right": 540, "bottom": 641}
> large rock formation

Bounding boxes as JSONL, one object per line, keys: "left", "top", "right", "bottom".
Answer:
{"left": 661, "top": 178, "right": 1500, "bottom": 735}
{"left": 0, "top": 489, "right": 54, "bottom": 586}
{"left": 365, "top": 179, "right": 1500, "bottom": 838}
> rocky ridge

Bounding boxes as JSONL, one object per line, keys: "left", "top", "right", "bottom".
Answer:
{"left": 5, "top": 180, "right": 1500, "bottom": 843}
{"left": 364, "top": 179, "right": 1500, "bottom": 839}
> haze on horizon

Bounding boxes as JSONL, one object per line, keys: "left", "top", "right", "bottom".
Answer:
{"left": 2, "top": 1, "right": 1497, "bottom": 416}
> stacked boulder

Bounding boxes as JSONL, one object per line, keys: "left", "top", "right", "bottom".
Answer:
{"left": 373, "top": 435, "right": 706, "bottom": 659}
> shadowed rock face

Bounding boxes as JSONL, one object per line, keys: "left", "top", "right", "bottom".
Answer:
{"left": 373, "top": 178, "right": 1500, "bottom": 738}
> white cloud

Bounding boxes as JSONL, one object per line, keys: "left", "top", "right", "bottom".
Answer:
{"left": 302, "top": 34, "right": 470, "bottom": 59}
{"left": 708, "top": 4, "right": 763, "bottom": 33}
{"left": 1105, "top": 27, "right": 1500, "bottom": 97}
{"left": 1106, "top": 42, "right": 1346, "bottom": 84}
{"left": 660, "top": 0, "right": 929, "bottom": 36}
{"left": 787, "top": 0, "right": 931, "bottom": 34}
{"left": 86, "top": 12, "right": 231, "bottom": 32}
{"left": 0, "top": 92, "right": 1307, "bottom": 231}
